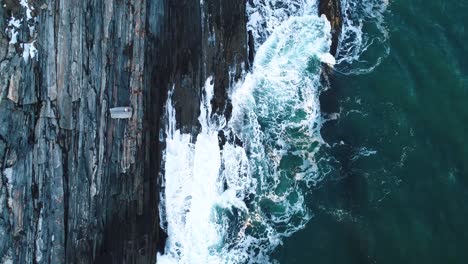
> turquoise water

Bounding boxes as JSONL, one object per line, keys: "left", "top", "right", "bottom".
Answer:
{"left": 274, "top": 0, "right": 468, "bottom": 263}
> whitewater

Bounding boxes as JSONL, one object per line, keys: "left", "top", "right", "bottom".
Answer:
{"left": 158, "top": 0, "right": 389, "bottom": 263}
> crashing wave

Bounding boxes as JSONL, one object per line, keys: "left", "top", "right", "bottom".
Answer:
{"left": 247, "top": 0, "right": 318, "bottom": 48}
{"left": 159, "top": 0, "right": 390, "bottom": 263}
{"left": 159, "top": 12, "right": 333, "bottom": 264}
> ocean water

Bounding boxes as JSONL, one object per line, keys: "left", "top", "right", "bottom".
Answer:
{"left": 159, "top": 0, "right": 468, "bottom": 263}
{"left": 274, "top": 0, "right": 468, "bottom": 263}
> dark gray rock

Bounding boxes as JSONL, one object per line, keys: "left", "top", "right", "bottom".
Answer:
{"left": 1, "top": 0, "right": 157, "bottom": 262}
{"left": 1, "top": 0, "right": 248, "bottom": 263}
{"left": 149, "top": 0, "right": 248, "bottom": 136}
{"left": 319, "top": 0, "right": 342, "bottom": 57}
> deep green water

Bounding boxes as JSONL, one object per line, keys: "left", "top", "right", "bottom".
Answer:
{"left": 274, "top": 0, "right": 468, "bottom": 263}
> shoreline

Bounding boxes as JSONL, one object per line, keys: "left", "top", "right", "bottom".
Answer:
{"left": 0, "top": 0, "right": 342, "bottom": 262}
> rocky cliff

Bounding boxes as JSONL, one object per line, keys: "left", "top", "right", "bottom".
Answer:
{"left": 1, "top": 0, "right": 159, "bottom": 262}
{"left": 0, "top": 0, "right": 248, "bottom": 263}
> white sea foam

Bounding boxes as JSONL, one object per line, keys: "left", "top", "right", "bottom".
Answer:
{"left": 335, "top": 0, "right": 390, "bottom": 74}
{"left": 247, "top": 0, "right": 319, "bottom": 48}
{"left": 246, "top": 0, "right": 390, "bottom": 75}
{"left": 159, "top": 11, "right": 332, "bottom": 264}
{"left": 159, "top": 78, "right": 228, "bottom": 264}
{"left": 220, "top": 15, "right": 331, "bottom": 262}
{"left": 159, "top": 0, "right": 390, "bottom": 262}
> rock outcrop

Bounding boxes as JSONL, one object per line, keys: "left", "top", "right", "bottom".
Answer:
{"left": 319, "top": 0, "right": 343, "bottom": 116}
{"left": 319, "top": 0, "right": 342, "bottom": 57}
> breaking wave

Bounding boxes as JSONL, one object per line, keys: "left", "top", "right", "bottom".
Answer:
{"left": 247, "top": 0, "right": 318, "bottom": 47}
{"left": 159, "top": 11, "right": 332, "bottom": 264}
{"left": 158, "top": 0, "right": 390, "bottom": 263}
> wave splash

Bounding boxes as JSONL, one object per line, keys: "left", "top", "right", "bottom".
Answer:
{"left": 246, "top": 0, "right": 390, "bottom": 75}
{"left": 159, "top": 13, "right": 333, "bottom": 264}
{"left": 247, "top": 0, "right": 318, "bottom": 47}
{"left": 159, "top": 0, "right": 390, "bottom": 263}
